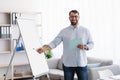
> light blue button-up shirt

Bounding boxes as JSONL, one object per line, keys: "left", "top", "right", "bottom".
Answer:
{"left": 49, "top": 25, "right": 94, "bottom": 67}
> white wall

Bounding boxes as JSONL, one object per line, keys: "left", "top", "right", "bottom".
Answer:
{"left": 0, "top": 0, "right": 43, "bottom": 12}
{"left": 0, "top": 0, "right": 82, "bottom": 58}
{"left": 0, "top": 0, "right": 120, "bottom": 63}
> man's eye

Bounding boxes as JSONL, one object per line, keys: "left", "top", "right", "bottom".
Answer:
{"left": 70, "top": 16, "right": 78, "bottom": 18}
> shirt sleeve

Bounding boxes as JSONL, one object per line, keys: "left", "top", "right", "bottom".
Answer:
{"left": 48, "top": 30, "right": 63, "bottom": 49}
{"left": 86, "top": 30, "right": 94, "bottom": 50}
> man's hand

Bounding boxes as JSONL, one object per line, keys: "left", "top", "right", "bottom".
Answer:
{"left": 37, "top": 45, "right": 51, "bottom": 54}
{"left": 37, "top": 48, "right": 44, "bottom": 54}
{"left": 77, "top": 44, "right": 89, "bottom": 50}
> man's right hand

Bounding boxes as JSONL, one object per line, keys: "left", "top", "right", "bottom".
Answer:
{"left": 37, "top": 45, "right": 51, "bottom": 54}
{"left": 37, "top": 48, "right": 44, "bottom": 54}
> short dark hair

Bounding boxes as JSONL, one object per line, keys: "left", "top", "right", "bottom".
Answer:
{"left": 69, "top": 10, "right": 79, "bottom": 15}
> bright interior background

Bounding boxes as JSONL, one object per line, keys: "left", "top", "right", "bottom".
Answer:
{"left": 0, "top": 0, "right": 120, "bottom": 64}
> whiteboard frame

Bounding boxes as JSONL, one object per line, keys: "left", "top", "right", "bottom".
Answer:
{"left": 16, "top": 17, "right": 49, "bottom": 78}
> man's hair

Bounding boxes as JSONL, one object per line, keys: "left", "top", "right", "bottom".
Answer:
{"left": 69, "top": 10, "right": 79, "bottom": 15}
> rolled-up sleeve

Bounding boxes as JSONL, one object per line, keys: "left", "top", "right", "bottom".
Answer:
{"left": 49, "top": 31, "right": 63, "bottom": 49}
{"left": 86, "top": 30, "right": 94, "bottom": 50}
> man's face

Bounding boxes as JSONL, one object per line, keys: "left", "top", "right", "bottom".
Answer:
{"left": 69, "top": 12, "right": 80, "bottom": 26}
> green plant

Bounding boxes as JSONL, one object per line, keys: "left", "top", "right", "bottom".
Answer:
{"left": 44, "top": 50, "right": 53, "bottom": 59}
{"left": 43, "top": 45, "right": 53, "bottom": 59}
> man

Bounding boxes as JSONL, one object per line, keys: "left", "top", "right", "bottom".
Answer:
{"left": 37, "top": 10, "right": 94, "bottom": 80}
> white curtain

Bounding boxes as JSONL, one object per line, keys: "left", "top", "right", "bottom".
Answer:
{"left": 79, "top": 0, "right": 120, "bottom": 64}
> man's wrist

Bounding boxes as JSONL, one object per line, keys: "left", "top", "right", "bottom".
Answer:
{"left": 42, "top": 45, "right": 51, "bottom": 51}
{"left": 84, "top": 45, "right": 89, "bottom": 50}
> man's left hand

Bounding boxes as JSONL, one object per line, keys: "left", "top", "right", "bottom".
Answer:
{"left": 77, "top": 44, "right": 89, "bottom": 50}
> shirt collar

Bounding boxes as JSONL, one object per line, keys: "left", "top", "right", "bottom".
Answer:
{"left": 70, "top": 24, "right": 80, "bottom": 30}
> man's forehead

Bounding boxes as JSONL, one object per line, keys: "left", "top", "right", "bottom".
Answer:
{"left": 70, "top": 12, "right": 79, "bottom": 16}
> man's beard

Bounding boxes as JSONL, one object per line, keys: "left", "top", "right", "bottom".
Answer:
{"left": 71, "top": 21, "right": 78, "bottom": 26}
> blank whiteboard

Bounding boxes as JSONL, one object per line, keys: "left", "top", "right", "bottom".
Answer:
{"left": 17, "top": 18, "right": 49, "bottom": 78}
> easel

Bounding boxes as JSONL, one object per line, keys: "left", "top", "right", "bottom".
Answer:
{"left": 4, "top": 12, "right": 50, "bottom": 80}
{"left": 3, "top": 33, "right": 21, "bottom": 80}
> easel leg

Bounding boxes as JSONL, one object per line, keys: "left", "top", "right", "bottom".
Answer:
{"left": 33, "top": 74, "right": 50, "bottom": 80}
{"left": 3, "top": 34, "right": 21, "bottom": 80}
{"left": 33, "top": 77, "right": 39, "bottom": 80}
{"left": 46, "top": 74, "right": 50, "bottom": 80}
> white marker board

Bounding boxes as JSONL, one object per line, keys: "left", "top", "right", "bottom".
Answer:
{"left": 17, "top": 18, "right": 49, "bottom": 78}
